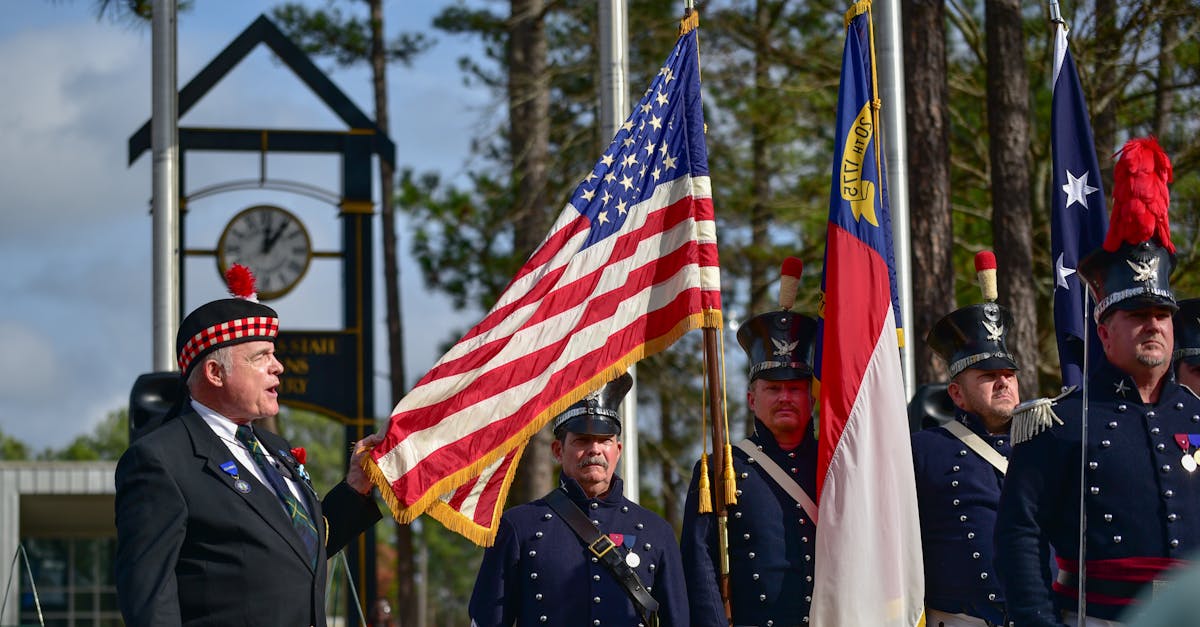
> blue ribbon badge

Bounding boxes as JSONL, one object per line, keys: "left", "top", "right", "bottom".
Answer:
{"left": 219, "top": 460, "right": 252, "bottom": 493}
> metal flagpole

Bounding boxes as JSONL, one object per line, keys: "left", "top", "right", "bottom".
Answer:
{"left": 1077, "top": 281, "right": 1090, "bottom": 627}
{"left": 1046, "top": 3, "right": 1088, "bottom": 622}
{"left": 872, "top": 0, "right": 914, "bottom": 400}
{"left": 151, "top": 0, "right": 180, "bottom": 372}
{"left": 598, "top": 0, "right": 639, "bottom": 503}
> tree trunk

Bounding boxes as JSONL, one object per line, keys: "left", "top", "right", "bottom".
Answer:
{"left": 507, "top": 0, "right": 555, "bottom": 505}
{"left": 1093, "top": 0, "right": 1117, "bottom": 192}
{"left": 364, "top": 0, "right": 417, "bottom": 623}
{"left": 1152, "top": 14, "right": 1177, "bottom": 138}
{"left": 985, "top": 0, "right": 1038, "bottom": 401}
{"left": 745, "top": 0, "right": 774, "bottom": 435}
{"left": 902, "top": 0, "right": 953, "bottom": 387}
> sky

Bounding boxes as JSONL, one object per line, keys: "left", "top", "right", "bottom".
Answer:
{"left": 0, "top": 1, "right": 491, "bottom": 450}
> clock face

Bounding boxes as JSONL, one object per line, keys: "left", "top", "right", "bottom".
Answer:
{"left": 217, "top": 205, "right": 313, "bottom": 300}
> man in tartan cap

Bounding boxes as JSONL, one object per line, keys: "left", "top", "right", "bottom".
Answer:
{"left": 115, "top": 265, "right": 383, "bottom": 626}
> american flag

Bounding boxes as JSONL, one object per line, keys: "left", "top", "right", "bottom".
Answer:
{"left": 810, "top": 5, "right": 924, "bottom": 624}
{"left": 366, "top": 18, "right": 721, "bottom": 546}
{"left": 1050, "top": 21, "right": 1107, "bottom": 388}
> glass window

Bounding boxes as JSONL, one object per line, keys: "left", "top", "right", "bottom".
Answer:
{"left": 18, "top": 537, "right": 119, "bottom": 627}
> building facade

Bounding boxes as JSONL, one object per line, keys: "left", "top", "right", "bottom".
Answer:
{"left": 0, "top": 462, "right": 117, "bottom": 626}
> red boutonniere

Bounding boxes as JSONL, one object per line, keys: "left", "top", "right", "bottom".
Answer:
{"left": 289, "top": 447, "right": 312, "bottom": 483}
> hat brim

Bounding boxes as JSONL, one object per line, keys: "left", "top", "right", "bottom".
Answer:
{"left": 754, "top": 366, "right": 813, "bottom": 382}
{"left": 553, "top": 416, "right": 621, "bottom": 437}
{"left": 957, "top": 355, "right": 1019, "bottom": 376}
{"left": 1101, "top": 294, "right": 1179, "bottom": 320}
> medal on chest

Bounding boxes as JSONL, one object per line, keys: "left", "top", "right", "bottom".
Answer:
{"left": 608, "top": 533, "right": 640, "bottom": 567}
{"left": 219, "top": 460, "right": 252, "bottom": 493}
{"left": 1173, "top": 434, "right": 1200, "bottom": 473}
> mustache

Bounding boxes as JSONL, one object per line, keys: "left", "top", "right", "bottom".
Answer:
{"left": 578, "top": 455, "right": 609, "bottom": 470}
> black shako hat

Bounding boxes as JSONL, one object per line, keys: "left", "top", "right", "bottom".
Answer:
{"left": 736, "top": 310, "right": 819, "bottom": 382}
{"left": 927, "top": 302, "right": 1019, "bottom": 378}
{"left": 552, "top": 372, "right": 633, "bottom": 438}
{"left": 1173, "top": 298, "right": 1200, "bottom": 366}
{"left": 1078, "top": 241, "right": 1177, "bottom": 323}
{"left": 176, "top": 265, "right": 280, "bottom": 378}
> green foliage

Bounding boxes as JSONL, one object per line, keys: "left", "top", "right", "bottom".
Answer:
{"left": 276, "top": 408, "right": 348, "bottom": 496}
{"left": 398, "top": 167, "right": 520, "bottom": 312}
{"left": 271, "top": 2, "right": 431, "bottom": 67}
{"left": 88, "top": 0, "right": 194, "bottom": 23}
{"left": 0, "top": 427, "right": 30, "bottom": 461}
{"left": 416, "top": 519, "right": 483, "bottom": 625}
{"left": 41, "top": 409, "right": 129, "bottom": 461}
{"left": 702, "top": 0, "right": 845, "bottom": 316}
{"left": 413, "top": 0, "right": 682, "bottom": 297}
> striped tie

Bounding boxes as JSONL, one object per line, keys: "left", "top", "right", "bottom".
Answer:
{"left": 235, "top": 424, "right": 320, "bottom": 567}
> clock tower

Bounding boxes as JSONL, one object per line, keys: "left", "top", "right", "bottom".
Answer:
{"left": 126, "top": 15, "right": 395, "bottom": 617}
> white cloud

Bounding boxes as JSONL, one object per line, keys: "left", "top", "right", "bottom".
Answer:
{"left": 0, "top": 22, "right": 148, "bottom": 238}
{"left": 0, "top": 321, "right": 57, "bottom": 399}
{"left": 0, "top": 2, "right": 490, "bottom": 450}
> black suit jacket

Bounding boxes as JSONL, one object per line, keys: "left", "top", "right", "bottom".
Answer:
{"left": 114, "top": 411, "right": 382, "bottom": 627}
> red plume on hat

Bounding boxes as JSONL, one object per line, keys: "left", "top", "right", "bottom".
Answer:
{"left": 224, "top": 263, "right": 259, "bottom": 302}
{"left": 1103, "top": 136, "right": 1175, "bottom": 254}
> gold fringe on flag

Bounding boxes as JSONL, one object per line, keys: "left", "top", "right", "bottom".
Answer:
{"left": 678, "top": 9, "right": 699, "bottom": 36}
{"left": 364, "top": 309, "right": 723, "bottom": 546}
{"left": 844, "top": 0, "right": 871, "bottom": 28}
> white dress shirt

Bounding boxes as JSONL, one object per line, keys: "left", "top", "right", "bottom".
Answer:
{"left": 193, "top": 400, "right": 308, "bottom": 506}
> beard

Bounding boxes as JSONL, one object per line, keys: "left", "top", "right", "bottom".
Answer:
{"left": 978, "top": 404, "right": 1014, "bottom": 423}
{"left": 1136, "top": 351, "right": 1167, "bottom": 367}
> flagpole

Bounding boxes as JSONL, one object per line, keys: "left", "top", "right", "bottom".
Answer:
{"left": 703, "top": 326, "right": 734, "bottom": 620}
{"left": 598, "top": 0, "right": 640, "bottom": 503}
{"left": 873, "top": 0, "right": 914, "bottom": 399}
{"left": 1049, "top": 7, "right": 1088, "bottom": 623}
{"left": 151, "top": 0, "right": 180, "bottom": 372}
{"left": 678, "top": 1, "right": 733, "bottom": 616}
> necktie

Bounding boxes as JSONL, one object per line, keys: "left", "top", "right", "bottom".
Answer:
{"left": 235, "top": 424, "right": 320, "bottom": 567}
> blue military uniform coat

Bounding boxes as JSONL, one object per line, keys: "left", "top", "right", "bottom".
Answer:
{"left": 469, "top": 473, "right": 688, "bottom": 627}
{"left": 996, "top": 363, "right": 1200, "bottom": 625}
{"left": 681, "top": 419, "right": 818, "bottom": 627}
{"left": 911, "top": 412, "right": 1010, "bottom": 625}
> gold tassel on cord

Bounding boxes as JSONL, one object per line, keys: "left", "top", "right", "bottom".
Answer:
{"left": 723, "top": 443, "right": 738, "bottom": 506}
{"left": 697, "top": 452, "right": 713, "bottom": 514}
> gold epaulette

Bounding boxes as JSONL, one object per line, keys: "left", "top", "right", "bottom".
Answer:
{"left": 1010, "top": 386, "right": 1077, "bottom": 445}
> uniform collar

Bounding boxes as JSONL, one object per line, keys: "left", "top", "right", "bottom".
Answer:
{"left": 558, "top": 472, "right": 624, "bottom": 508}
{"left": 751, "top": 418, "right": 814, "bottom": 454}
{"left": 1093, "top": 359, "right": 1179, "bottom": 404}
{"left": 954, "top": 411, "right": 1008, "bottom": 440}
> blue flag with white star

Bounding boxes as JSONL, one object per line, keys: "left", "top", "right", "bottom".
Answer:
{"left": 1051, "top": 23, "right": 1107, "bottom": 388}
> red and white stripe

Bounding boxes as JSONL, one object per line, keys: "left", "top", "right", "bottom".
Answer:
{"left": 177, "top": 316, "right": 279, "bottom": 372}
{"left": 812, "top": 227, "right": 924, "bottom": 626}
{"left": 369, "top": 172, "right": 720, "bottom": 544}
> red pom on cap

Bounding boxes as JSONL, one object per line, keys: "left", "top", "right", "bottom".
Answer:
{"left": 224, "top": 264, "right": 257, "bottom": 300}
{"left": 781, "top": 256, "right": 804, "bottom": 279}
{"left": 974, "top": 251, "right": 997, "bottom": 272}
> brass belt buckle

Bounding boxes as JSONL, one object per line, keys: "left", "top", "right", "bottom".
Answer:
{"left": 589, "top": 534, "right": 616, "bottom": 558}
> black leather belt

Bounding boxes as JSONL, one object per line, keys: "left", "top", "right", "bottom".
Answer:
{"left": 1056, "top": 570, "right": 1156, "bottom": 600}
{"left": 545, "top": 488, "right": 659, "bottom": 626}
